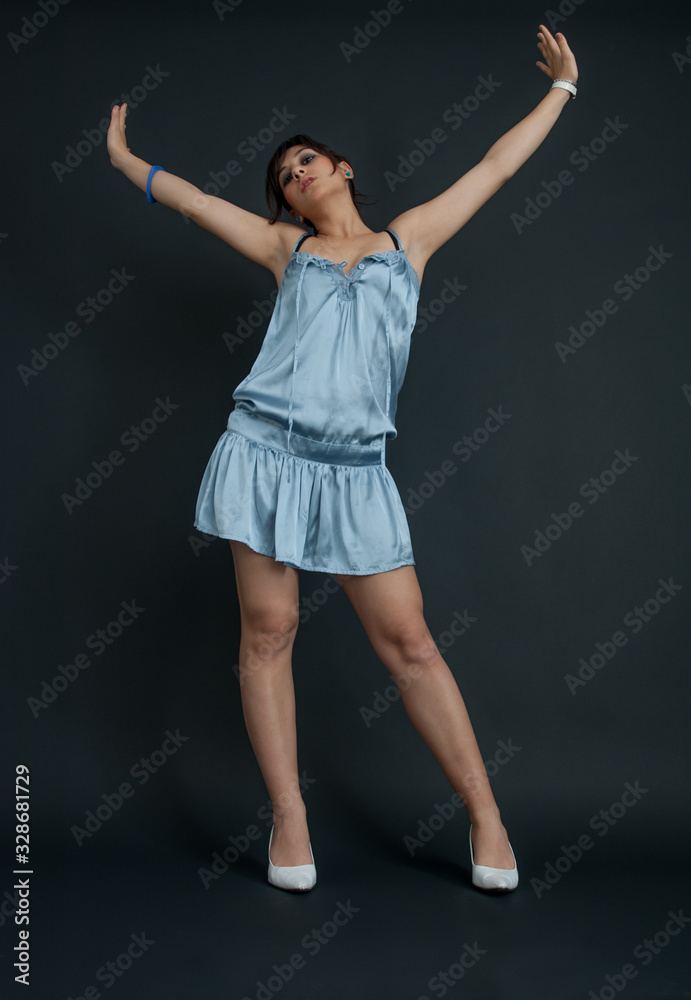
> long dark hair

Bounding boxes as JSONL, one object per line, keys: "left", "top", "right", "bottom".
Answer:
{"left": 265, "top": 133, "right": 375, "bottom": 232}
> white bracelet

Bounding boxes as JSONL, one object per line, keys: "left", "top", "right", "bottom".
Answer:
{"left": 550, "top": 79, "right": 577, "bottom": 100}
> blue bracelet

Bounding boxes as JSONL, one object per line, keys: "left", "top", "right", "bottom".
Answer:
{"left": 147, "top": 165, "right": 165, "bottom": 204}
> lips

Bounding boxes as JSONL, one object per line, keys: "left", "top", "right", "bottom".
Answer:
{"left": 301, "top": 177, "right": 315, "bottom": 192}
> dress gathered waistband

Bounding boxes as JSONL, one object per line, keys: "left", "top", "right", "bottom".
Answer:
{"left": 227, "top": 409, "right": 386, "bottom": 467}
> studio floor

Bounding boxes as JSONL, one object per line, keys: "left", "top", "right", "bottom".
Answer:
{"left": 21, "top": 810, "right": 691, "bottom": 1000}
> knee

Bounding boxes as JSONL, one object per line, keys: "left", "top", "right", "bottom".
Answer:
{"left": 242, "top": 609, "right": 299, "bottom": 662}
{"left": 386, "top": 620, "right": 440, "bottom": 671}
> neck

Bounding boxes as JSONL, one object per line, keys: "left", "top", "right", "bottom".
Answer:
{"left": 305, "top": 200, "right": 371, "bottom": 242}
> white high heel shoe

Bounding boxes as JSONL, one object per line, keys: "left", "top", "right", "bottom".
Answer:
{"left": 469, "top": 823, "right": 519, "bottom": 893}
{"left": 267, "top": 825, "right": 317, "bottom": 893}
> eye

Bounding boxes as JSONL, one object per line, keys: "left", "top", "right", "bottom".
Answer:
{"left": 282, "top": 153, "right": 315, "bottom": 186}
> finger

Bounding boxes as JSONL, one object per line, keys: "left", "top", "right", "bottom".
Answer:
{"left": 536, "top": 40, "right": 556, "bottom": 65}
{"left": 537, "top": 24, "right": 559, "bottom": 58}
{"left": 538, "top": 23, "right": 557, "bottom": 43}
{"left": 536, "top": 41, "right": 555, "bottom": 71}
{"left": 536, "top": 39, "right": 552, "bottom": 64}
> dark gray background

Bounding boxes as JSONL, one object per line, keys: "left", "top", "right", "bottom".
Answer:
{"left": 2, "top": 0, "right": 690, "bottom": 997}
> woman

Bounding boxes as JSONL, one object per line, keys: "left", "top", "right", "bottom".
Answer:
{"left": 107, "top": 25, "right": 578, "bottom": 894}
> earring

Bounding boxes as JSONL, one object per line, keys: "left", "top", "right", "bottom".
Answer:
{"left": 295, "top": 214, "right": 301, "bottom": 223}
{"left": 345, "top": 171, "right": 352, "bottom": 177}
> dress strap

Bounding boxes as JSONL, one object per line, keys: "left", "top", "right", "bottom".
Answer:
{"left": 293, "top": 231, "right": 311, "bottom": 252}
{"left": 384, "top": 227, "right": 404, "bottom": 250}
{"left": 295, "top": 228, "right": 401, "bottom": 252}
{"left": 293, "top": 226, "right": 403, "bottom": 253}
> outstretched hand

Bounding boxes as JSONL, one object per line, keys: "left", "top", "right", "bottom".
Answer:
{"left": 535, "top": 24, "right": 578, "bottom": 82}
{"left": 107, "top": 102, "right": 131, "bottom": 169}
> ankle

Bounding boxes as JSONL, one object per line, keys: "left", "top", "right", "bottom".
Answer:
{"left": 468, "top": 804, "right": 503, "bottom": 828}
{"left": 272, "top": 805, "right": 307, "bottom": 828}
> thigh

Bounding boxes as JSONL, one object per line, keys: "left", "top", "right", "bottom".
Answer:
{"left": 229, "top": 539, "right": 300, "bottom": 631}
{"left": 334, "top": 565, "right": 435, "bottom": 663}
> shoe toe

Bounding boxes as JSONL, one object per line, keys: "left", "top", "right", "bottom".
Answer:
{"left": 267, "top": 827, "right": 317, "bottom": 892}
{"left": 468, "top": 824, "right": 519, "bottom": 893}
{"left": 475, "top": 871, "right": 517, "bottom": 891}
{"left": 268, "top": 865, "right": 317, "bottom": 892}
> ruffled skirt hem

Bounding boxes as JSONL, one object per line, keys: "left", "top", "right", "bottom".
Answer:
{"left": 193, "top": 411, "right": 415, "bottom": 576}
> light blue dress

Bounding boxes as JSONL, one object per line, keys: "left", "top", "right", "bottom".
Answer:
{"left": 194, "top": 226, "right": 421, "bottom": 575}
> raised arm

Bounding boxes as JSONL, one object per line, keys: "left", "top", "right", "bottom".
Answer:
{"left": 389, "top": 25, "right": 579, "bottom": 266}
{"left": 106, "top": 103, "right": 294, "bottom": 272}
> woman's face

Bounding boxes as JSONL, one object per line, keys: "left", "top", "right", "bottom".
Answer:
{"left": 278, "top": 145, "right": 349, "bottom": 218}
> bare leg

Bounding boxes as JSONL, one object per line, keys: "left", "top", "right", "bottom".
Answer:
{"left": 229, "top": 540, "right": 312, "bottom": 866}
{"left": 335, "top": 565, "right": 515, "bottom": 870}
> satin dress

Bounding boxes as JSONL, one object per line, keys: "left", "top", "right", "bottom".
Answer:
{"left": 194, "top": 226, "right": 421, "bottom": 575}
